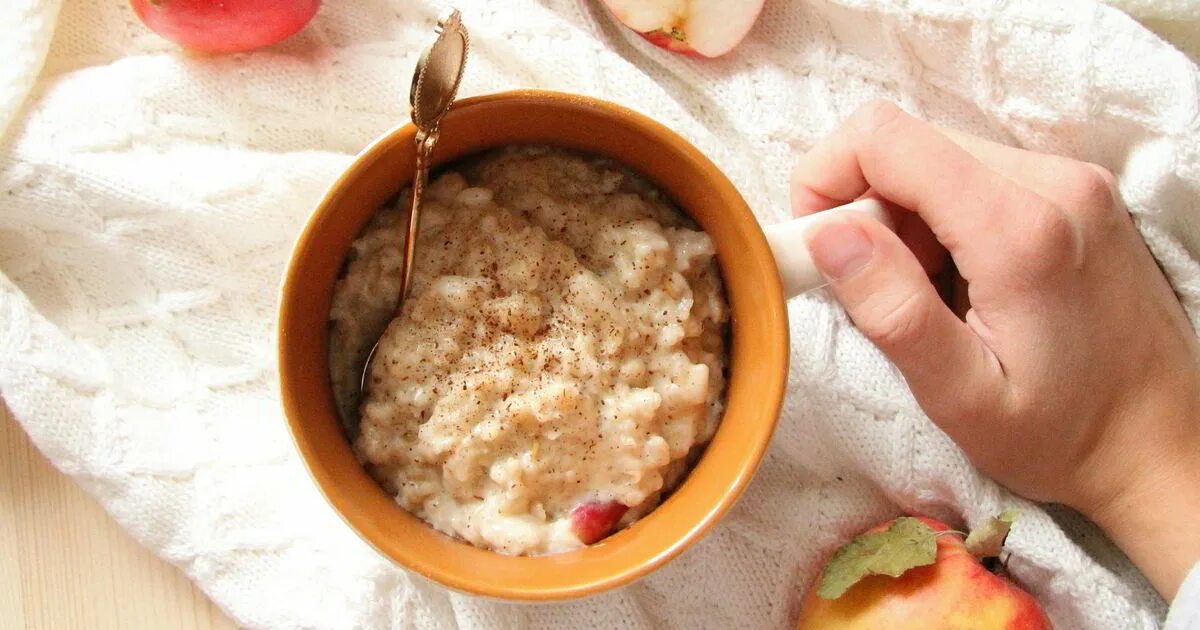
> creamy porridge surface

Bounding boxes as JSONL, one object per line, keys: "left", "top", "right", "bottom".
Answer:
{"left": 329, "top": 146, "right": 728, "bottom": 555}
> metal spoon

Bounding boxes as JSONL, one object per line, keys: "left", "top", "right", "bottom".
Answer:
{"left": 358, "top": 9, "right": 470, "bottom": 398}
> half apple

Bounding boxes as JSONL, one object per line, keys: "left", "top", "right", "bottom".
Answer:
{"left": 601, "top": 0, "right": 766, "bottom": 58}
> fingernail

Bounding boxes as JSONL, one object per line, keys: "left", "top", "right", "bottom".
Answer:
{"left": 806, "top": 221, "right": 874, "bottom": 281}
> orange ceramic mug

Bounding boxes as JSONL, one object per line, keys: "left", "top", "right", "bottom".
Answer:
{"left": 278, "top": 90, "right": 887, "bottom": 600}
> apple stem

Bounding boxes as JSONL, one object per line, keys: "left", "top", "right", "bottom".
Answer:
{"left": 932, "top": 530, "right": 1009, "bottom": 577}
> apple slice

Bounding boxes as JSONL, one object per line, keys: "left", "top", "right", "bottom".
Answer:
{"left": 129, "top": 0, "right": 320, "bottom": 54}
{"left": 600, "top": 0, "right": 766, "bottom": 58}
{"left": 569, "top": 500, "right": 629, "bottom": 544}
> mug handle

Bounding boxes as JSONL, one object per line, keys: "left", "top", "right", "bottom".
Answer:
{"left": 763, "top": 198, "right": 894, "bottom": 299}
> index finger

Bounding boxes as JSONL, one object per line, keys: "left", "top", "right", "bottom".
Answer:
{"left": 791, "top": 101, "right": 1055, "bottom": 281}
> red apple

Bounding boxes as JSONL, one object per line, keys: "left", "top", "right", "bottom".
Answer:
{"left": 796, "top": 517, "right": 1051, "bottom": 629}
{"left": 569, "top": 499, "right": 629, "bottom": 544}
{"left": 600, "top": 0, "right": 766, "bottom": 58}
{"left": 129, "top": 0, "right": 320, "bottom": 54}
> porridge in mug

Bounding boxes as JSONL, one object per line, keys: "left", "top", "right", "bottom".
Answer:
{"left": 328, "top": 146, "right": 728, "bottom": 555}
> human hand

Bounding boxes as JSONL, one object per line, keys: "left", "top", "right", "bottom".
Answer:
{"left": 794, "top": 101, "right": 1200, "bottom": 598}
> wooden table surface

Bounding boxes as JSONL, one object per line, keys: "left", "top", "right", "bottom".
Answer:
{"left": 1, "top": 403, "right": 237, "bottom": 630}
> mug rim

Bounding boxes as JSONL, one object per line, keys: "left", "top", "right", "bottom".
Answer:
{"left": 278, "top": 89, "right": 789, "bottom": 600}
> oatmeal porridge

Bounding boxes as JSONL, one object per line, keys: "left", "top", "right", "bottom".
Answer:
{"left": 328, "top": 146, "right": 728, "bottom": 555}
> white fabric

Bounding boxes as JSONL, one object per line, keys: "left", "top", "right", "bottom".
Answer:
{"left": 1107, "top": 0, "right": 1200, "bottom": 19}
{"left": 2, "top": 1, "right": 1199, "bottom": 628}
{"left": 0, "top": 0, "right": 61, "bottom": 139}
{"left": 1168, "top": 564, "right": 1200, "bottom": 630}
{"left": 1102, "top": 0, "right": 1200, "bottom": 60}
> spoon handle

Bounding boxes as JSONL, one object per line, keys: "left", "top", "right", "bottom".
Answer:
{"left": 401, "top": 129, "right": 438, "bottom": 302}
{"left": 763, "top": 197, "right": 894, "bottom": 299}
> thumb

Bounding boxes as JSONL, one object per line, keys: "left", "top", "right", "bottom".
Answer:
{"left": 805, "top": 215, "right": 1002, "bottom": 418}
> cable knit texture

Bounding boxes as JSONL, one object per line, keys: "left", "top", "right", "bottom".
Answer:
{"left": 2, "top": 1, "right": 1199, "bottom": 628}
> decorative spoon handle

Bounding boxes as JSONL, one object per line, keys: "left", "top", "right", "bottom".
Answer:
{"left": 401, "top": 129, "right": 439, "bottom": 301}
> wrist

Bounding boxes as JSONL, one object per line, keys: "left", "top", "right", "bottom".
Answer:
{"left": 1079, "top": 414, "right": 1200, "bottom": 599}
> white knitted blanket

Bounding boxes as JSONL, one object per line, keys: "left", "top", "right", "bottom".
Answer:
{"left": 3, "top": 1, "right": 1199, "bottom": 628}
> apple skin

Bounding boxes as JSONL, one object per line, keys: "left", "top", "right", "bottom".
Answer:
{"left": 129, "top": 0, "right": 320, "bottom": 54}
{"left": 638, "top": 31, "right": 706, "bottom": 58}
{"left": 796, "top": 517, "right": 1052, "bottom": 630}
{"left": 570, "top": 500, "right": 629, "bottom": 545}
